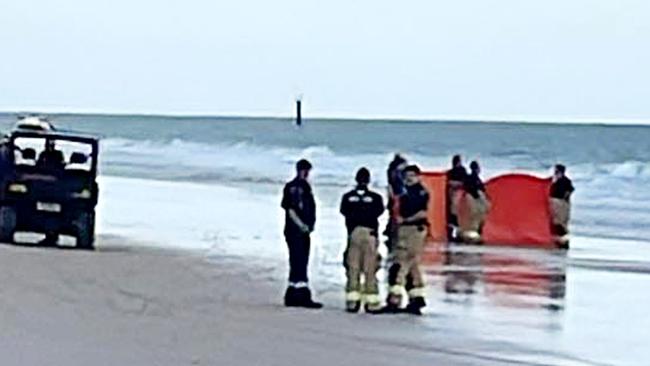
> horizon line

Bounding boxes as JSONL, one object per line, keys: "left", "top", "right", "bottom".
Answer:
{"left": 1, "top": 107, "right": 649, "bottom": 127}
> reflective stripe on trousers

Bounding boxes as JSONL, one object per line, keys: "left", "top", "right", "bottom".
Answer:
{"left": 345, "top": 227, "right": 379, "bottom": 297}
{"left": 392, "top": 225, "right": 427, "bottom": 292}
{"left": 408, "top": 287, "right": 426, "bottom": 299}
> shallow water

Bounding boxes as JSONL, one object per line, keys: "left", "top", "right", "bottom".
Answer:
{"left": 94, "top": 176, "right": 649, "bottom": 366}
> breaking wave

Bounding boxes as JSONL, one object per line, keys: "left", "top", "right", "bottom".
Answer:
{"left": 99, "top": 137, "right": 650, "bottom": 241}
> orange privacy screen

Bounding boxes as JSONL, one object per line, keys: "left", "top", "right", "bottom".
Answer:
{"left": 482, "top": 174, "right": 554, "bottom": 247}
{"left": 420, "top": 172, "right": 554, "bottom": 248}
{"left": 420, "top": 172, "right": 448, "bottom": 242}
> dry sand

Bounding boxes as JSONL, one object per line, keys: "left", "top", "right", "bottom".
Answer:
{"left": 0, "top": 236, "right": 537, "bottom": 366}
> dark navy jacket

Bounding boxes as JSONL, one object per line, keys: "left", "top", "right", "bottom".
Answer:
{"left": 281, "top": 178, "right": 316, "bottom": 235}
{"left": 340, "top": 186, "right": 384, "bottom": 234}
{"left": 399, "top": 183, "right": 429, "bottom": 226}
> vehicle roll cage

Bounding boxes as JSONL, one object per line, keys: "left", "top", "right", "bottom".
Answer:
{"left": 7, "top": 130, "right": 100, "bottom": 175}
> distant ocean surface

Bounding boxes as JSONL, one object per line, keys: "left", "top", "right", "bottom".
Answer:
{"left": 1, "top": 113, "right": 649, "bottom": 242}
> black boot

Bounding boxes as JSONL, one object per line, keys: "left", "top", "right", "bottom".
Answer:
{"left": 298, "top": 288, "right": 323, "bottom": 309}
{"left": 284, "top": 286, "right": 300, "bottom": 307}
{"left": 405, "top": 297, "right": 426, "bottom": 316}
{"left": 382, "top": 293, "right": 403, "bottom": 313}
{"left": 346, "top": 300, "right": 361, "bottom": 313}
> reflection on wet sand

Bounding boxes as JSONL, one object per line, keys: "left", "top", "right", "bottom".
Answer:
{"left": 423, "top": 243, "right": 567, "bottom": 312}
{"left": 380, "top": 237, "right": 650, "bottom": 365}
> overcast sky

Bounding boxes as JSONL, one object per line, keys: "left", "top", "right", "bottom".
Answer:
{"left": 1, "top": 0, "right": 649, "bottom": 122}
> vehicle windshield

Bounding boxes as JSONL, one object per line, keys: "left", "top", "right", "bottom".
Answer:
{"left": 13, "top": 137, "right": 94, "bottom": 172}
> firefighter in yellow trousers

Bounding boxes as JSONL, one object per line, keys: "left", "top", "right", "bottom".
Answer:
{"left": 459, "top": 161, "right": 490, "bottom": 243}
{"left": 340, "top": 168, "right": 385, "bottom": 313}
{"left": 386, "top": 165, "right": 429, "bottom": 315}
{"left": 550, "top": 164, "right": 574, "bottom": 249}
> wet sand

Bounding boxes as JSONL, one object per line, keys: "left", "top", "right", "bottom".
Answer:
{"left": 414, "top": 240, "right": 650, "bottom": 366}
{"left": 1, "top": 233, "right": 648, "bottom": 365}
{"left": 0, "top": 237, "right": 537, "bottom": 366}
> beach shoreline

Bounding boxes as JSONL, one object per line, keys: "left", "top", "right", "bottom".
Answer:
{"left": 3, "top": 229, "right": 649, "bottom": 365}
{"left": 0, "top": 237, "right": 544, "bottom": 366}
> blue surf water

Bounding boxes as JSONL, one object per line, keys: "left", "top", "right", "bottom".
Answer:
{"left": 1, "top": 113, "right": 648, "bottom": 241}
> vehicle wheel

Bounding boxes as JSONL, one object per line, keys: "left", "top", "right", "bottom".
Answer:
{"left": 74, "top": 212, "right": 95, "bottom": 250}
{"left": 0, "top": 205, "right": 16, "bottom": 243}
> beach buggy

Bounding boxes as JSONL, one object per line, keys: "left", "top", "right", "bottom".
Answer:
{"left": 0, "top": 117, "right": 99, "bottom": 249}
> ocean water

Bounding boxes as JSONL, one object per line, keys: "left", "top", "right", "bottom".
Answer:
{"left": 2, "top": 113, "right": 648, "bottom": 241}
{"left": 2, "top": 113, "right": 650, "bottom": 365}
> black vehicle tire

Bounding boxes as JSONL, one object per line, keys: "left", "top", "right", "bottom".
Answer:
{"left": 0, "top": 205, "right": 16, "bottom": 243}
{"left": 74, "top": 211, "right": 95, "bottom": 250}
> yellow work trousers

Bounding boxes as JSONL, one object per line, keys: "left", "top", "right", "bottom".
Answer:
{"left": 345, "top": 227, "right": 380, "bottom": 306}
{"left": 390, "top": 225, "right": 427, "bottom": 300}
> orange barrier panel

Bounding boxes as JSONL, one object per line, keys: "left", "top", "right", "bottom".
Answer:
{"left": 420, "top": 172, "right": 448, "bottom": 242}
{"left": 482, "top": 174, "right": 554, "bottom": 247}
{"left": 420, "top": 171, "right": 555, "bottom": 248}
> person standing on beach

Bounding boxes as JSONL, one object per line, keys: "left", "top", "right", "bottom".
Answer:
{"left": 550, "top": 164, "right": 574, "bottom": 249}
{"left": 340, "top": 168, "right": 385, "bottom": 313}
{"left": 384, "top": 154, "right": 416, "bottom": 305}
{"left": 386, "top": 165, "right": 429, "bottom": 315}
{"left": 459, "top": 161, "right": 490, "bottom": 243}
{"left": 446, "top": 155, "right": 468, "bottom": 241}
{"left": 281, "top": 159, "right": 322, "bottom": 308}
{"left": 384, "top": 153, "right": 408, "bottom": 250}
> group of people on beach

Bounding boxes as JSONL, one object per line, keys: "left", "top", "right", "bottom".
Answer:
{"left": 280, "top": 155, "right": 574, "bottom": 314}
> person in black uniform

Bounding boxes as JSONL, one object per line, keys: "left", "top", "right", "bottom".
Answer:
{"left": 464, "top": 161, "right": 485, "bottom": 200}
{"left": 37, "top": 139, "right": 66, "bottom": 246}
{"left": 446, "top": 155, "right": 468, "bottom": 241}
{"left": 37, "top": 140, "right": 65, "bottom": 170}
{"left": 281, "top": 159, "right": 322, "bottom": 308}
{"left": 386, "top": 165, "right": 430, "bottom": 315}
{"left": 550, "top": 164, "right": 575, "bottom": 202}
{"left": 340, "top": 168, "right": 385, "bottom": 313}
{"left": 550, "top": 164, "right": 575, "bottom": 248}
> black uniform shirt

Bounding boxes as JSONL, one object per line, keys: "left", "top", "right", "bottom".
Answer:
{"left": 550, "top": 176, "right": 575, "bottom": 201}
{"left": 399, "top": 183, "right": 429, "bottom": 226}
{"left": 340, "top": 186, "right": 384, "bottom": 233}
{"left": 281, "top": 178, "right": 316, "bottom": 234}
{"left": 447, "top": 166, "right": 468, "bottom": 183}
{"left": 464, "top": 173, "right": 485, "bottom": 199}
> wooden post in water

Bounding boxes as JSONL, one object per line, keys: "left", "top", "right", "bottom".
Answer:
{"left": 295, "top": 98, "right": 302, "bottom": 127}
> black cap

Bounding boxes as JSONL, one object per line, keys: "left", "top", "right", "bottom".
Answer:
{"left": 555, "top": 164, "right": 566, "bottom": 174}
{"left": 470, "top": 161, "right": 480, "bottom": 171}
{"left": 296, "top": 159, "right": 312, "bottom": 172}
{"left": 403, "top": 164, "right": 421, "bottom": 175}
{"left": 355, "top": 167, "right": 371, "bottom": 184}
